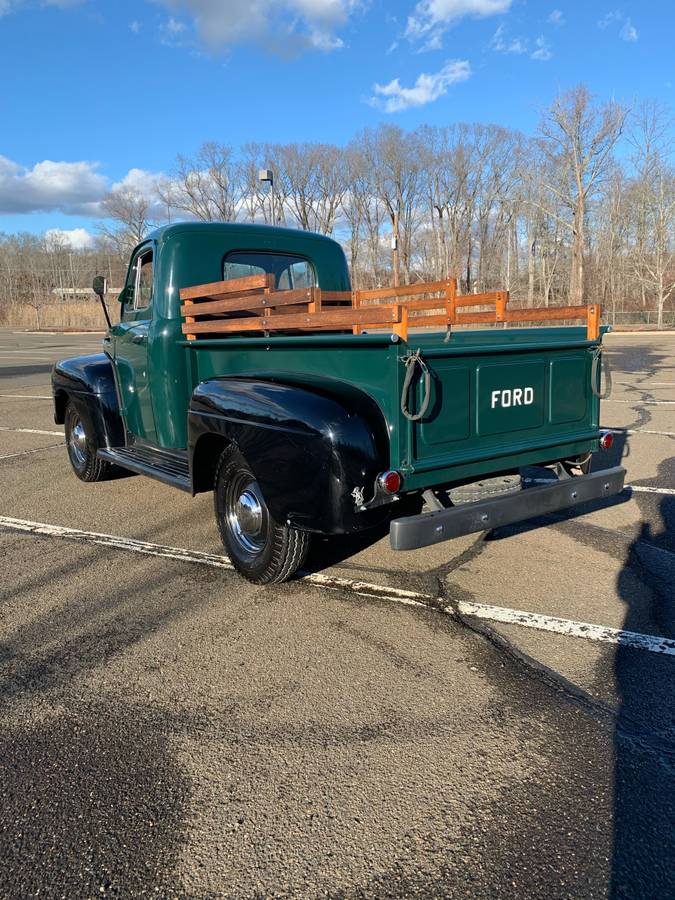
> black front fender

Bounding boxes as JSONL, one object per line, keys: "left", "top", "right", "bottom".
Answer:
{"left": 52, "top": 353, "right": 124, "bottom": 449}
{"left": 189, "top": 378, "right": 389, "bottom": 534}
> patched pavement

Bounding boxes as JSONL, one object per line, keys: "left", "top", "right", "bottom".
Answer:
{"left": 0, "top": 327, "right": 673, "bottom": 897}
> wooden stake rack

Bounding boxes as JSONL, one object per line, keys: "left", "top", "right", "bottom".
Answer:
{"left": 180, "top": 274, "right": 601, "bottom": 342}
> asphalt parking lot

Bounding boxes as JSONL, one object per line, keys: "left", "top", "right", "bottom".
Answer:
{"left": 0, "top": 327, "right": 673, "bottom": 898}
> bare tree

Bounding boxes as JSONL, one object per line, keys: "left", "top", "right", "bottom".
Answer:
{"left": 359, "top": 125, "right": 423, "bottom": 285}
{"left": 99, "top": 189, "right": 154, "bottom": 254}
{"left": 159, "top": 142, "right": 240, "bottom": 222}
{"left": 538, "top": 85, "right": 627, "bottom": 303}
{"left": 625, "top": 102, "right": 675, "bottom": 328}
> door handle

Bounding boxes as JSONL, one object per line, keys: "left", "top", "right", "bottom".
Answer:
{"left": 131, "top": 334, "right": 147, "bottom": 345}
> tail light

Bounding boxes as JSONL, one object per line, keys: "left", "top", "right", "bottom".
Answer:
{"left": 378, "top": 470, "right": 402, "bottom": 494}
{"left": 599, "top": 431, "right": 614, "bottom": 451}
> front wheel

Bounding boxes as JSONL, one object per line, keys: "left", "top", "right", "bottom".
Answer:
{"left": 214, "top": 447, "right": 310, "bottom": 584}
{"left": 64, "top": 400, "right": 113, "bottom": 482}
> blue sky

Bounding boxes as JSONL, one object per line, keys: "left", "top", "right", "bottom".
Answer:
{"left": 0, "top": 0, "right": 671, "bottom": 245}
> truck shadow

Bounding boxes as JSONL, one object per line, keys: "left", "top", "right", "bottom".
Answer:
{"left": 304, "top": 521, "right": 391, "bottom": 573}
{"left": 302, "top": 496, "right": 425, "bottom": 574}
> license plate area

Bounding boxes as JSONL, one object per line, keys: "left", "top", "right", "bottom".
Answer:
{"left": 477, "top": 360, "right": 546, "bottom": 436}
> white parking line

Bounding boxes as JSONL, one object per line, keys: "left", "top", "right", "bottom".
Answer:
{"left": 605, "top": 399, "right": 675, "bottom": 405}
{"left": 0, "top": 515, "right": 673, "bottom": 657}
{"left": 0, "top": 355, "right": 56, "bottom": 361}
{"left": 524, "top": 477, "right": 675, "bottom": 498}
{"left": 457, "top": 602, "right": 675, "bottom": 657}
{"left": 0, "top": 394, "right": 52, "bottom": 400}
{"left": 0, "top": 516, "right": 236, "bottom": 568}
{"left": 607, "top": 427, "right": 675, "bottom": 437}
{"left": 631, "top": 485, "right": 675, "bottom": 496}
{"left": 0, "top": 443, "right": 64, "bottom": 460}
{"left": 615, "top": 381, "right": 675, "bottom": 387}
{"left": 0, "top": 515, "right": 428, "bottom": 605}
{"left": 0, "top": 427, "right": 63, "bottom": 436}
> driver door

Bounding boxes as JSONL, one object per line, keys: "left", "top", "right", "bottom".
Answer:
{"left": 111, "top": 243, "right": 156, "bottom": 444}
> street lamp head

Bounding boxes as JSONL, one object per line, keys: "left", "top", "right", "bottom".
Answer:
{"left": 258, "top": 169, "right": 273, "bottom": 184}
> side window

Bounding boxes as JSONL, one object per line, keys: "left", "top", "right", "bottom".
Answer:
{"left": 123, "top": 248, "right": 153, "bottom": 318}
{"left": 134, "top": 251, "right": 153, "bottom": 310}
{"left": 223, "top": 251, "right": 315, "bottom": 290}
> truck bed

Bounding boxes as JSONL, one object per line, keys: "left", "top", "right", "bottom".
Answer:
{"left": 183, "top": 324, "right": 603, "bottom": 491}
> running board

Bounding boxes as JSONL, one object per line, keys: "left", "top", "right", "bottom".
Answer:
{"left": 98, "top": 446, "right": 191, "bottom": 492}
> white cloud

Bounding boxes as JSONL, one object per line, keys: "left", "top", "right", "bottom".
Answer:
{"left": 45, "top": 227, "right": 94, "bottom": 250}
{"left": 406, "top": 0, "right": 512, "bottom": 47}
{"left": 129, "top": 19, "right": 141, "bottom": 32}
{"left": 160, "top": 15, "right": 191, "bottom": 46}
{"left": 548, "top": 8, "right": 564, "bottom": 25}
{"left": 620, "top": 17, "right": 638, "bottom": 40}
{"left": 369, "top": 59, "right": 471, "bottom": 113}
{"left": 111, "top": 168, "right": 165, "bottom": 204}
{"left": 531, "top": 35, "right": 552, "bottom": 60}
{"left": 597, "top": 9, "right": 638, "bottom": 41}
{"left": 155, "top": 0, "right": 362, "bottom": 54}
{"left": 0, "top": 156, "right": 165, "bottom": 219}
{"left": 598, "top": 9, "right": 622, "bottom": 29}
{"left": 0, "top": 156, "right": 107, "bottom": 215}
{"left": 164, "top": 15, "right": 186, "bottom": 32}
{"left": 490, "top": 24, "right": 527, "bottom": 53}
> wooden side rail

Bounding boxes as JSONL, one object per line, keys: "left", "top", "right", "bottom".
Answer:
{"left": 179, "top": 273, "right": 600, "bottom": 342}
{"left": 180, "top": 273, "right": 274, "bottom": 302}
{"left": 181, "top": 305, "right": 404, "bottom": 337}
{"left": 179, "top": 287, "right": 320, "bottom": 318}
{"left": 498, "top": 304, "right": 601, "bottom": 340}
{"left": 180, "top": 273, "right": 275, "bottom": 340}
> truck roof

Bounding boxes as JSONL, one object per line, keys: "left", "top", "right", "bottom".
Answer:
{"left": 146, "top": 221, "right": 342, "bottom": 248}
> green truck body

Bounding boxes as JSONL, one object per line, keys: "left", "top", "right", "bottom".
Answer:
{"left": 52, "top": 222, "right": 625, "bottom": 583}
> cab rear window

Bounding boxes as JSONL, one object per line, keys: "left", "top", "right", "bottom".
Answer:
{"left": 223, "top": 252, "right": 315, "bottom": 290}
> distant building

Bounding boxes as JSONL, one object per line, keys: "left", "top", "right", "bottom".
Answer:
{"left": 51, "top": 287, "right": 121, "bottom": 300}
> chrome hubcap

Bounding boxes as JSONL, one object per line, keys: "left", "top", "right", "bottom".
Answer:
{"left": 69, "top": 417, "right": 87, "bottom": 467}
{"left": 228, "top": 482, "right": 265, "bottom": 554}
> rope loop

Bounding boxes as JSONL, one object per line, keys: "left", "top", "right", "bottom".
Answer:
{"left": 400, "top": 349, "right": 432, "bottom": 422}
{"left": 591, "top": 347, "right": 613, "bottom": 400}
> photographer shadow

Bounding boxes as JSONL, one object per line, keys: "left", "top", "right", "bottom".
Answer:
{"left": 611, "top": 477, "right": 675, "bottom": 896}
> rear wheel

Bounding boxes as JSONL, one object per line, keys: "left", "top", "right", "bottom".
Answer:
{"left": 64, "top": 400, "right": 113, "bottom": 482}
{"left": 214, "top": 447, "right": 310, "bottom": 584}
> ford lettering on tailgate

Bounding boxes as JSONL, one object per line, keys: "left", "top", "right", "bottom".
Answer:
{"left": 477, "top": 362, "right": 546, "bottom": 436}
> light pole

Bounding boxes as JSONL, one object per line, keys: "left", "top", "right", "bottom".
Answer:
{"left": 391, "top": 211, "right": 400, "bottom": 287}
{"left": 258, "top": 169, "right": 275, "bottom": 224}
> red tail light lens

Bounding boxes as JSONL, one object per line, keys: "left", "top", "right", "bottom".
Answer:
{"left": 379, "top": 470, "right": 402, "bottom": 494}
{"left": 600, "top": 431, "right": 614, "bottom": 451}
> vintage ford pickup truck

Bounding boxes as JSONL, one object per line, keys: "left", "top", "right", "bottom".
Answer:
{"left": 52, "top": 222, "right": 624, "bottom": 583}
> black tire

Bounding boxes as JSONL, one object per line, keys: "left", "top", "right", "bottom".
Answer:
{"left": 214, "top": 447, "right": 310, "bottom": 584}
{"left": 64, "top": 400, "right": 113, "bottom": 483}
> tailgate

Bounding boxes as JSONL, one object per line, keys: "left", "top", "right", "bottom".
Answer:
{"left": 396, "top": 328, "right": 602, "bottom": 488}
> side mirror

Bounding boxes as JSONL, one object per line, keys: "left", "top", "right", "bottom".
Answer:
{"left": 92, "top": 275, "right": 112, "bottom": 330}
{"left": 92, "top": 275, "right": 106, "bottom": 300}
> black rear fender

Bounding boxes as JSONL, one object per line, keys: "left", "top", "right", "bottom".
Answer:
{"left": 189, "top": 378, "right": 389, "bottom": 534}
{"left": 52, "top": 354, "right": 124, "bottom": 449}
